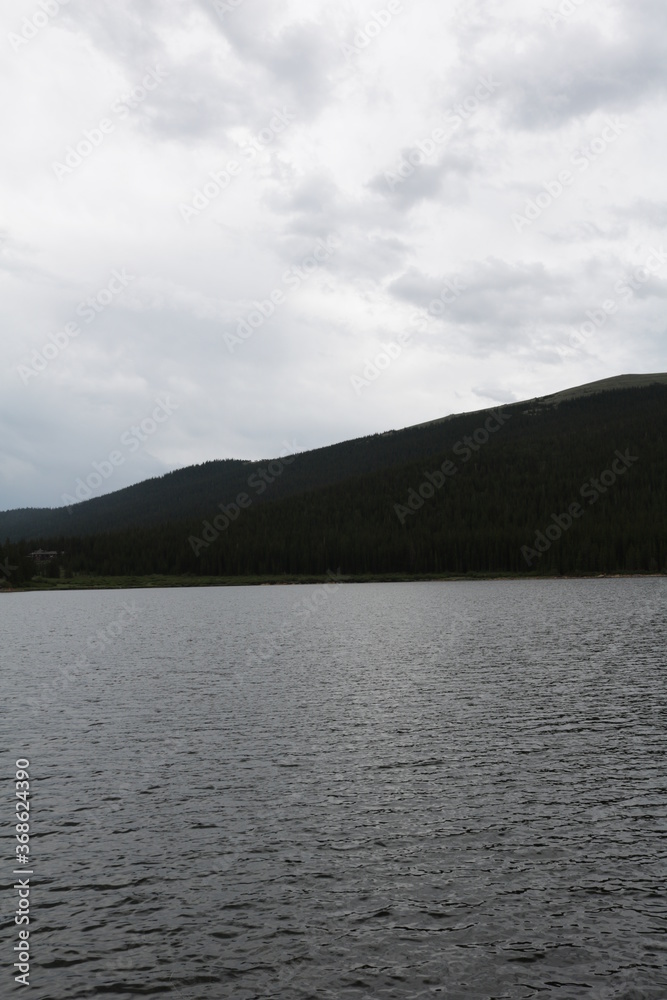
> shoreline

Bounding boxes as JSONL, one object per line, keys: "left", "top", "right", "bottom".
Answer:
{"left": 2, "top": 571, "right": 665, "bottom": 592}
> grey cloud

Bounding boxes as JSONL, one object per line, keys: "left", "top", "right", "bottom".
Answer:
{"left": 268, "top": 173, "right": 341, "bottom": 224}
{"left": 327, "top": 232, "right": 412, "bottom": 285}
{"left": 2, "top": 0, "right": 665, "bottom": 507}
{"left": 386, "top": 258, "right": 575, "bottom": 357}
{"left": 613, "top": 199, "right": 667, "bottom": 229}
{"left": 199, "top": 1, "right": 342, "bottom": 120}
{"left": 544, "top": 219, "right": 630, "bottom": 244}
{"left": 450, "top": 2, "right": 667, "bottom": 130}
{"left": 391, "top": 258, "right": 561, "bottom": 312}
{"left": 388, "top": 267, "right": 452, "bottom": 306}
{"left": 263, "top": 173, "right": 411, "bottom": 281}
{"left": 367, "top": 149, "right": 475, "bottom": 210}
{"left": 57, "top": 0, "right": 165, "bottom": 66}
{"left": 261, "top": 22, "right": 341, "bottom": 116}
{"left": 388, "top": 255, "right": 667, "bottom": 359}
{"left": 57, "top": 0, "right": 298, "bottom": 140}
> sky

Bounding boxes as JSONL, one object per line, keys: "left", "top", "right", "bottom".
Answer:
{"left": 1, "top": 0, "right": 666, "bottom": 510}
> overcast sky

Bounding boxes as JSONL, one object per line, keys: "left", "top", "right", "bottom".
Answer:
{"left": 2, "top": 0, "right": 666, "bottom": 509}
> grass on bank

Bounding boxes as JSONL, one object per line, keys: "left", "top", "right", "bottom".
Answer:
{"left": 2, "top": 570, "right": 665, "bottom": 591}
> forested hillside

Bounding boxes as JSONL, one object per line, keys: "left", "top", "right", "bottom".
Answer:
{"left": 0, "top": 403, "right": 523, "bottom": 541}
{"left": 3, "top": 380, "right": 666, "bottom": 581}
{"left": 3, "top": 373, "right": 666, "bottom": 545}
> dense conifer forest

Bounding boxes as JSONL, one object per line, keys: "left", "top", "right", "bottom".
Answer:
{"left": 2, "top": 381, "right": 666, "bottom": 584}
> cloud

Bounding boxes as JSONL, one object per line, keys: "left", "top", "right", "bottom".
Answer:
{"left": 449, "top": 0, "right": 667, "bottom": 129}
{"left": 0, "top": 0, "right": 665, "bottom": 508}
{"left": 367, "top": 149, "right": 476, "bottom": 210}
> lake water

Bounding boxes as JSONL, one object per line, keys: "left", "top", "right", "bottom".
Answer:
{"left": 1, "top": 578, "right": 666, "bottom": 999}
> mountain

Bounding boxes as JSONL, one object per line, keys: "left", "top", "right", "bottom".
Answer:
{"left": 3, "top": 372, "right": 666, "bottom": 544}
{"left": 2, "top": 373, "right": 666, "bottom": 580}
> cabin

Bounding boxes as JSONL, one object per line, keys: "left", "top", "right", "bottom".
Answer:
{"left": 29, "top": 549, "right": 59, "bottom": 564}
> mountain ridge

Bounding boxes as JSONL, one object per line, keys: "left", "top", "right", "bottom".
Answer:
{"left": 2, "top": 372, "right": 666, "bottom": 546}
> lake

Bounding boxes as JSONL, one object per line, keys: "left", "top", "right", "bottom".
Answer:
{"left": 1, "top": 578, "right": 665, "bottom": 999}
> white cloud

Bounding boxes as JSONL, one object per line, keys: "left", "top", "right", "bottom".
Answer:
{"left": 0, "top": 0, "right": 665, "bottom": 508}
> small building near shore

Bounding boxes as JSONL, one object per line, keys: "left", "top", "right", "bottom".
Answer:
{"left": 29, "top": 549, "right": 60, "bottom": 564}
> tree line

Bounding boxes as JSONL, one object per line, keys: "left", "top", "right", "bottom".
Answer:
{"left": 3, "top": 385, "right": 665, "bottom": 582}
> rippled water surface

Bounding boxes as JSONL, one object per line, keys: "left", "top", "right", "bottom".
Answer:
{"left": 1, "top": 578, "right": 666, "bottom": 999}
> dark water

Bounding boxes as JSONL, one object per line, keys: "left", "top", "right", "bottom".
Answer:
{"left": 1, "top": 578, "right": 666, "bottom": 999}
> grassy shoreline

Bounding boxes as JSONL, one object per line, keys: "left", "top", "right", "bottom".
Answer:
{"left": 2, "top": 571, "right": 665, "bottom": 592}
